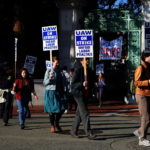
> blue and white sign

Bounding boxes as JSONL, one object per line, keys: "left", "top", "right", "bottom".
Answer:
{"left": 96, "top": 64, "right": 104, "bottom": 75}
{"left": 45, "top": 60, "right": 52, "bottom": 70}
{"left": 75, "top": 30, "right": 93, "bottom": 58}
{"left": 99, "top": 36, "right": 123, "bottom": 60}
{"left": 42, "top": 25, "right": 58, "bottom": 51}
{"left": 24, "top": 55, "right": 37, "bottom": 74}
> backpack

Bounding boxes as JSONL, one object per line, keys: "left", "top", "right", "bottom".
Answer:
{"left": 130, "top": 78, "right": 135, "bottom": 95}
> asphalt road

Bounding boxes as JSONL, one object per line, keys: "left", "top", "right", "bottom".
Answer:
{"left": 0, "top": 114, "right": 149, "bottom": 150}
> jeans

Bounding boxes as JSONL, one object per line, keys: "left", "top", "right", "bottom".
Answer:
{"left": 16, "top": 100, "right": 28, "bottom": 125}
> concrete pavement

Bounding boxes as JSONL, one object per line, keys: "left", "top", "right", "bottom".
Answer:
{"left": 0, "top": 114, "right": 150, "bottom": 150}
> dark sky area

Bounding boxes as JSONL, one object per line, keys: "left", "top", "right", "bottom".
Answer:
{"left": 0, "top": 0, "right": 58, "bottom": 78}
{"left": 0, "top": 0, "right": 97, "bottom": 78}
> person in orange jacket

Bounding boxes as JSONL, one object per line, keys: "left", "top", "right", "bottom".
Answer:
{"left": 133, "top": 52, "right": 150, "bottom": 146}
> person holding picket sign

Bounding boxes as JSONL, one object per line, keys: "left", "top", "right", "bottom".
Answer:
{"left": 70, "top": 58, "right": 96, "bottom": 140}
{"left": 43, "top": 56, "right": 65, "bottom": 133}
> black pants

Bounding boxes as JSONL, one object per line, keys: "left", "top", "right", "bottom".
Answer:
{"left": 68, "top": 93, "right": 77, "bottom": 111}
{"left": 49, "top": 111, "right": 64, "bottom": 127}
{"left": 71, "top": 95, "right": 91, "bottom": 136}
{"left": 0, "top": 92, "right": 13, "bottom": 123}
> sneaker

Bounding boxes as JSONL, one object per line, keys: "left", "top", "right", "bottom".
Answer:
{"left": 139, "top": 139, "right": 150, "bottom": 146}
{"left": 20, "top": 124, "right": 25, "bottom": 129}
{"left": 87, "top": 134, "right": 97, "bottom": 140}
{"left": 124, "top": 97, "right": 129, "bottom": 104}
{"left": 70, "top": 131, "right": 79, "bottom": 138}
{"left": 133, "top": 130, "right": 140, "bottom": 138}
{"left": 3, "top": 122, "right": 8, "bottom": 126}
{"left": 64, "top": 109, "right": 68, "bottom": 114}
{"left": 55, "top": 125, "right": 62, "bottom": 132}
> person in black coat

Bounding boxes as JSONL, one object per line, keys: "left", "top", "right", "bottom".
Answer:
{"left": 70, "top": 58, "right": 96, "bottom": 140}
{"left": 0, "top": 62, "right": 14, "bottom": 126}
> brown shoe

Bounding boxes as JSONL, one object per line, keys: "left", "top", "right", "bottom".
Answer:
{"left": 50, "top": 126, "right": 55, "bottom": 133}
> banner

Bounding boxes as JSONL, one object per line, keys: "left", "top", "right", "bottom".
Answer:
{"left": 99, "top": 36, "right": 123, "bottom": 60}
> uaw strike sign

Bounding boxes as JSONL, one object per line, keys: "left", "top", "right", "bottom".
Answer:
{"left": 75, "top": 30, "right": 93, "bottom": 58}
{"left": 24, "top": 55, "right": 37, "bottom": 74}
{"left": 42, "top": 25, "right": 58, "bottom": 51}
{"left": 99, "top": 36, "right": 123, "bottom": 60}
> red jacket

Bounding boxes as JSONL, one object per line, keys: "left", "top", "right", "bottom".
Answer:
{"left": 13, "top": 78, "right": 34, "bottom": 100}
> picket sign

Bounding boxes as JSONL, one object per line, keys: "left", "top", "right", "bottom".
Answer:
{"left": 42, "top": 25, "right": 58, "bottom": 69}
{"left": 75, "top": 29, "right": 93, "bottom": 82}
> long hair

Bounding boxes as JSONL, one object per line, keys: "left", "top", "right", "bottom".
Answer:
{"left": 18, "top": 68, "right": 29, "bottom": 79}
{"left": 98, "top": 72, "right": 105, "bottom": 81}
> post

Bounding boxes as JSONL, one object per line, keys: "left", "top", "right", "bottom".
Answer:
{"left": 14, "top": 37, "right": 18, "bottom": 78}
{"left": 83, "top": 57, "right": 87, "bottom": 81}
{"left": 83, "top": 57, "right": 88, "bottom": 90}
{"left": 50, "top": 50, "right": 52, "bottom": 63}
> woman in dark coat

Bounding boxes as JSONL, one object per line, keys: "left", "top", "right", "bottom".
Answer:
{"left": 0, "top": 63, "right": 14, "bottom": 126}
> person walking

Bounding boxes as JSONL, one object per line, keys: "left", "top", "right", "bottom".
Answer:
{"left": 43, "top": 56, "right": 65, "bottom": 133}
{"left": 70, "top": 58, "right": 96, "bottom": 140}
{"left": 61, "top": 66, "right": 70, "bottom": 113}
{"left": 68, "top": 68, "right": 77, "bottom": 111}
{"left": 95, "top": 72, "right": 105, "bottom": 108}
{"left": 0, "top": 62, "right": 14, "bottom": 126}
{"left": 12, "top": 68, "right": 38, "bottom": 129}
{"left": 133, "top": 52, "right": 150, "bottom": 146}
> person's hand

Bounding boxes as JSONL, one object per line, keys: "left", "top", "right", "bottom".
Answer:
{"left": 95, "top": 82, "right": 98, "bottom": 87}
{"left": 12, "top": 83, "right": 16, "bottom": 92}
{"left": 11, "top": 91, "right": 15, "bottom": 95}
{"left": 49, "top": 72, "right": 54, "bottom": 79}
{"left": 34, "top": 95, "right": 38, "bottom": 101}
{"left": 83, "top": 81, "right": 88, "bottom": 87}
{"left": 13, "top": 83, "right": 16, "bottom": 88}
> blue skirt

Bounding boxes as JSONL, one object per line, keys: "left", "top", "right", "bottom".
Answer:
{"left": 44, "top": 90, "right": 65, "bottom": 113}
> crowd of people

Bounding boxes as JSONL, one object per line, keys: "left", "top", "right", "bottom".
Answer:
{"left": 1, "top": 52, "right": 150, "bottom": 146}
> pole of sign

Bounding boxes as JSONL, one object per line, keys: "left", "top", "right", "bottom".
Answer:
{"left": 83, "top": 57, "right": 87, "bottom": 81}
{"left": 14, "top": 37, "right": 18, "bottom": 78}
{"left": 50, "top": 50, "right": 52, "bottom": 69}
{"left": 83, "top": 57, "right": 88, "bottom": 90}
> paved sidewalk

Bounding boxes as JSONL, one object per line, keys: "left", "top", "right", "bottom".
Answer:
{"left": 12, "top": 100, "right": 139, "bottom": 116}
{"left": 0, "top": 114, "right": 150, "bottom": 150}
